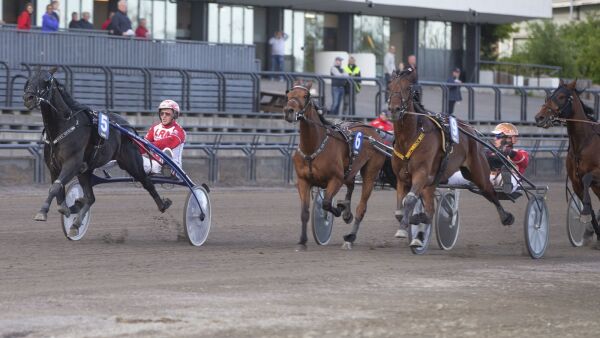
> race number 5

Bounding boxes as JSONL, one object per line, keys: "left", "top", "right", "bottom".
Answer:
{"left": 98, "top": 112, "right": 109, "bottom": 139}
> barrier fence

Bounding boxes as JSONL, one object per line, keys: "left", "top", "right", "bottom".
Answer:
{"left": 2, "top": 62, "right": 599, "bottom": 121}
{"left": 0, "top": 130, "right": 570, "bottom": 185}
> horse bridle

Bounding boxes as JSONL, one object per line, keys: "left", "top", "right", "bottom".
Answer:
{"left": 543, "top": 86, "right": 575, "bottom": 124}
{"left": 24, "top": 72, "right": 82, "bottom": 120}
{"left": 388, "top": 85, "right": 413, "bottom": 120}
{"left": 285, "top": 85, "right": 313, "bottom": 121}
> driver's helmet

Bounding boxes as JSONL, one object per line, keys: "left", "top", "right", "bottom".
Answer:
{"left": 492, "top": 122, "right": 519, "bottom": 136}
{"left": 158, "top": 99, "right": 180, "bottom": 119}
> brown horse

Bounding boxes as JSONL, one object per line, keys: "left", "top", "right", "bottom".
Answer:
{"left": 388, "top": 68, "right": 514, "bottom": 247}
{"left": 283, "top": 81, "right": 388, "bottom": 250}
{"left": 535, "top": 79, "right": 600, "bottom": 241}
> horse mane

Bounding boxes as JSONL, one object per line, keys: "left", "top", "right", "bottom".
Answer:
{"left": 317, "top": 108, "right": 333, "bottom": 126}
{"left": 581, "top": 101, "right": 597, "bottom": 122}
{"left": 55, "top": 79, "right": 90, "bottom": 114}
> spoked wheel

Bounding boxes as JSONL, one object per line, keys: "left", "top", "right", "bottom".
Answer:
{"left": 567, "top": 194, "right": 587, "bottom": 247}
{"left": 184, "top": 185, "right": 211, "bottom": 246}
{"left": 311, "top": 188, "right": 334, "bottom": 245}
{"left": 61, "top": 180, "right": 91, "bottom": 241}
{"left": 435, "top": 190, "right": 460, "bottom": 250}
{"left": 408, "top": 198, "right": 432, "bottom": 255}
{"left": 524, "top": 195, "right": 550, "bottom": 259}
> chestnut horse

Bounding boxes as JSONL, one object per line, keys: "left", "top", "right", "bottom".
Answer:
{"left": 283, "top": 81, "right": 388, "bottom": 250}
{"left": 535, "top": 79, "right": 600, "bottom": 242}
{"left": 388, "top": 68, "right": 514, "bottom": 247}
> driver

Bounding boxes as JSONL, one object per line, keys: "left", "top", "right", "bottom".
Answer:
{"left": 447, "top": 123, "right": 529, "bottom": 193}
{"left": 143, "top": 99, "right": 186, "bottom": 175}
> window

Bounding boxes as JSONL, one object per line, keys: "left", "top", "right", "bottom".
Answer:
{"left": 208, "top": 4, "right": 253, "bottom": 44}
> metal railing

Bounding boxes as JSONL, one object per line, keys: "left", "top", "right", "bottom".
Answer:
{"left": 0, "top": 129, "right": 571, "bottom": 185}
{"left": 478, "top": 60, "right": 562, "bottom": 85}
{"left": 0, "top": 27, "right": 256, "bottom": 71}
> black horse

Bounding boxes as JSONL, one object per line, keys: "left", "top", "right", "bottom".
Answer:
{"left": 23, "top": 67, "right": 171, "bottom": 236}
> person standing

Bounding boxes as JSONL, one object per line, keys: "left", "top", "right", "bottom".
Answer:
{"left": 101, "top": 12, "right": 114, "bottom": 30}
{"left": 447, "top": 68, "right": 462, "bottom": 115}
{"left": 268, "top": 31, "right": 288, "bottom": 77}
{"left": 42, "top": 4, "right": 59, "bottom": 32}
{"left": 404, "top": 54, "right": 422, "bottom": 105}
{"left": 108, "top": 0, "right": 134, "bottom": 36}
{"left": 17, "top": 3, "right": 33, "bottom": 30}
{"left": 68, "top": 12, "right": 79, "bottom": 29}
{"left": 384, "top": 46, "right": 396, "bottom": 100}
{"left": 51, "top": 1, "right": 60, "bottom": 24}
{"left": 330, "top": 56, "right": 348, "bottom": 115}
{"left": 78, "top": 12, "right": 94, "bottom": 30}
{"left": 135, "top": 18, "right": 150, "bottom": 38}
{"left": 343, "top": 56, "right": 361, "bottom": 115}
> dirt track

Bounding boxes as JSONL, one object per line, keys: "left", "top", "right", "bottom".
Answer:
{"left": 1, "top": 182, "right": 600, "bottom": 338}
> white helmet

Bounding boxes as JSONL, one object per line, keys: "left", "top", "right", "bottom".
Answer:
{"left": 158, "top": 99, "right": 180, "bottom": 119}
{"left": 492, "top": 122, "right": 519, "bottom": 136}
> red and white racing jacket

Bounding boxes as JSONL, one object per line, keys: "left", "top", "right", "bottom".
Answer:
{"left": 145, "top": 121, "right": 186, "bottom": 165}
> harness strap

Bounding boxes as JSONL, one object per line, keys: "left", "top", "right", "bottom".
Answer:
{"left": 393, "top": 132, "right": 425, "bottom": 160}
{"left": 44, "top": 119, "right": 80, "bottom": 145}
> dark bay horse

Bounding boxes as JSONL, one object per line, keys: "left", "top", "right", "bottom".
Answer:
{"left": 388, "top": 68, "right": 514, "bottom": 247}
{"left": 284, "top": 81, "right": 388, "bottom": 250}
{"left": 23, "top": 67, "right": 171, "bottom": 236}
{"left": 535, "top": 79, "right": 600, "bottom": 242}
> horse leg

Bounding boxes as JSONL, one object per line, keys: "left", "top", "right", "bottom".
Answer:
{"left": 68, "top": 172, "right": 96, "bottom": 236}
{"left": 407, "top": 186, "right": 436, "bottom": 247}
{"left": 467, "top": 161, "right": 514, "bottom": 226}
{"left": 296, "top": 178, "right": 311, "bottom": 250}
{"left": 340, "top": 180, "right": 354, "bottom": 224}
{"left": 118, "top": 146, "right": 171, "bottom": 213}
{"left": 34, "top": 159, "right": 81, "bottom": 221}
{"left": 342, "top": 167, "right": 376, "bottom": 249}
{"left": 398, "top": 172, "right": 429, "bottom": 237}
{"left": 322, "top": 178, "right": 345, "bottom": 217}
{"left": 394, "top": 180, "right": 409, "bottom": 238}
{"left": 579, "top": 173, "right": 594, "bottom": 224}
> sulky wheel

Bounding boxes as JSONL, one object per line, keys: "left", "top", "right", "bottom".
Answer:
{"left": 524, "top": 195, "right": 550, "bottom": 259}
{"left": 184, "top": 185, "right": 212, "bottom": 247}
{"left": 435, "top": 190, "right": 460, "bottom": 251}
{"left": 566, "top": 193, "right": 588, "bottom": 247}
{"left": 61, "top": 180, "right": 91, "bottom": 241}
{"left": 311, "top": 188, "right": 334, "bottom": 245}
{"left": 409, "top": 197, "right": 433, "bottom": 255}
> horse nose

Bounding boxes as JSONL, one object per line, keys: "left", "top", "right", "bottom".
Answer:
{"left": 285, "top": 108, "right": 294, "bottom": 115}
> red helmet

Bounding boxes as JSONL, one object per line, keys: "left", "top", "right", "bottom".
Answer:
{"left": 158, "top": 99, "right": 180, "bottom": 119}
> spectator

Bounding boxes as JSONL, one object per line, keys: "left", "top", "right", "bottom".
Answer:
{"left": 51, "top": 1, "right": 60, "bottom": 24}
{"left": 101, "top": 12, "right": 114, "bottom": 30}
{"left": 17, "top": 3, "right": 34, "bottom": 30}
{"left": 447, "top": 68, "right": 462, "bottom": 115}
{"left": 329, "top": 56, "right": 348, "bottom": 115}
{"left": 268, "top": 31, "right": 288, "bottom": 77}
{"left": 79, "top": 12, "right": 94, "bottom": 30}
{"left": 343, "top": 56, "right": 361, "bottom": 115}
{"left": 42, "top": 4, "right": 59, "bottom": 32}
{"left": 384, "top": 46, "right": 396, "bottom": 100}
{"left": 135, "top": 18, "right": 150, "bottom": 38}
{"left": 370, "top": 111, "right": 393, "bottom": 132}
{"left": 404, "top": 54, "right": 422, "bottom": 104}
{"left": 406, "top": 54, "right": 417, "bottom": 70}
{"left": 68, "top": 12, "right": 79, "bottom": 29}
{"left": 108, "top": 0, "right": 134, "bottom": 36}
{"left": 398, "top": 62, "right": 405, "bottom": 72}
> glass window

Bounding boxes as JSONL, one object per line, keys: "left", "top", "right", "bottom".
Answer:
{"left": 353, "top": 15, "right": 390, "bottom": 76}
{"left": 208, "top": 4, "right": 253, "bottom": 44}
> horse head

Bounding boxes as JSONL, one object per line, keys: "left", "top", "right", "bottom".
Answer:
{"left": 283, "top": 80, "right": 314, "bottom": 123}
{"left": 388, "top": 68, "right": 416, "bottom": 121}
{"left": 23, "top": 66, "right": 59, "bottom": 111}
{"left": 535, "top": 79, "right": 579, "bottom": 128}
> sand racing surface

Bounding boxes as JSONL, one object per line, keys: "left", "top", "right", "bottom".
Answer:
{"left": 1, "top": 182, "right": 600, "bottom": 337}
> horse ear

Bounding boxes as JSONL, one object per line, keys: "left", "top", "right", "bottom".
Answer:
{"left": 49, "top": 66, "right": 58, "bottom": 75}
{"left": 304, "top": 81, "right": 313, "bottom": 90}
{"left": 567, "top": 79, "right": 577, "bottom": 90}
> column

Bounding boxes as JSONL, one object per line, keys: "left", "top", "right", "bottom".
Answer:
{"left": 189, "top": 1, "right": 207, "bottom": 41}
{"left": 465, "top": 23, "right": 481, "bottom": 83}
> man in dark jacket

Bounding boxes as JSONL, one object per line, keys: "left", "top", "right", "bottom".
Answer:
{"left": 68, "top": 12, "right": 79, "bottom": 29}
{"left": 447, "top": 68, "right": 462, "bottom": 115}
{"left": 108, "top": 0, "right": 133, "bottom": 36}
{"left": 78, "top": 12, "right": 94, "bottom": 29}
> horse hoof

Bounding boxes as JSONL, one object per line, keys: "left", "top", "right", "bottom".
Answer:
{"left": 336, "top": 202, "right": 347, "bottom": 211}
{"left": 580, "top": 214, "right": 593, "bottom": 224}
{"left": 342, "top": 212, "right": 354, "bottom": 224}
{"left": 502, "top": 213, "right": 514, "bottom": 226}
{"left": 341, "top": 241, "right": 352, "bottom": 250}
{"left": 343, "top": 233, "right": 356, "bottom": 243}
{"left": 394, "top": 229, "right": 408, "bottom": 239}
{"left": 57, "top": 205, "right": 71, "bottom": 218}
{"left": 160, "top": 198, "right": 173, "bottom": 213}
{"left": 68, "top": 226, "right": 79, "bottom": 238}
{"left": 295, "top": 244, "right": 307, "bottom": 252}
{"left": 33, "top": 212, "right": 47, "bottom": 221}
{"left": 409, "top": 238, "right": 423, "bottom": 248}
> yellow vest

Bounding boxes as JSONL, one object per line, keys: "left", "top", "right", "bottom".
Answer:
{"left": 343, "top": 65, "right": 361, "bottom": 93}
